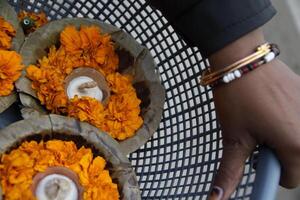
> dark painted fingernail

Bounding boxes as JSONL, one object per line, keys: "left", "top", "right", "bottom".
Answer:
{"left": 208, "top": 186, "right": 223, "bottom": 200}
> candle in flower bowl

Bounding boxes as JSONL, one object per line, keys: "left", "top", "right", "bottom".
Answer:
{"left": 16, "top": 18, "right": 165, "bottom": 155}
{"left": 64, "top": 67, "right": 110, "bottom": 105}
{"left": 32, "top": 166, "right": 83, "bottom": 200}
{"left": 0, "top": 115, "right": 141, "bottom": 200}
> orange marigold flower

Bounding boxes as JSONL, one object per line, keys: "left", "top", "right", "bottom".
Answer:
{"left": 0, "top": 16, "right": 16, "bottom": 50}
{"left": 60, "top": 26, "right": 82, "bottom": 54}
{"left": 103, "top": 93, "right": 143, "bottom": 140}
{"left": 68, "top": 96, "right": 105, "bottom": 128}
{"left": 18, "top": 10, "right": 48, "bottom": 34}
{"left": 106, "top": 72, "right": 134, "bottom": 93}
{"left": 26, "top": 64, "right": 68, "bottom": 112}
{"left": 60, "top": 26, "right": 119, "bottom": 75}
{"left": 0, "top": 140, "right": 119, "bottom": 200}
{"left": 103, "top": 73, "right": 143, "bottom": 140}
{"left": 0, "top": 50, "right": 24, "bottom": 96}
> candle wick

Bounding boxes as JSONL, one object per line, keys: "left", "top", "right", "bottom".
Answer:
{"left": 78, "top": 81, "right": 98, "bottom": 91}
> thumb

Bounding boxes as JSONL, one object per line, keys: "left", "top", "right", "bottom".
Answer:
{"left": 208, "top": 138, "right": 255, "bottom": 200}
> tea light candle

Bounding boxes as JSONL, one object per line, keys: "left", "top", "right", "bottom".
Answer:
{"left": 67, "top": 76, "right": 103, "bottom": 102}
{"left": 64, "top": 68, "right": 110, "bottom": 104}
{"left": 35, "top": 174, "right": 78, "bottom": 200}
{"left": 32, "top": 167, "right": 83, "bottom": 200}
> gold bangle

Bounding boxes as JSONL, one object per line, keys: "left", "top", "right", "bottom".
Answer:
{"left": 201, "top": 43, "right": 270, "bottom": 81}
{"left": 201, "top": 48, "right": 270, "bottom": 85}
{"left": 200, "top": 43, "right": 271, "bottom": 86}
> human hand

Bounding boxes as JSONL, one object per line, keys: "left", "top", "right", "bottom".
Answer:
{"left": 207, "top": 29, "right": 300, "bottom": 200}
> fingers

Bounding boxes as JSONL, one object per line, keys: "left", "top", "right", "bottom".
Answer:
{"left": 277, "top": 148, "right": 300, "bottom": 188}
{"left": 267, "top": 134, "right": 300, "bottom": 189}
{"left": 208, "top": 137, "right": 255, "bottom": 200}
{"left": 280, "top": 167, "right": 300, "bottom": 189}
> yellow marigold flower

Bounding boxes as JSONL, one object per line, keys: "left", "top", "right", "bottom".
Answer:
{"left": 0, "top": 140, "right": 119, "bottom": 200}
{"left": 0, "top": 16, "right": 16, "bottom": 50}
{"left": 0, "top": 50, "right": 24, "bottom": 96}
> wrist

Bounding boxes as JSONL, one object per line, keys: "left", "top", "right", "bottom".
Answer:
{"left": 208, "top": 28, "right": 266, "bottom": 70}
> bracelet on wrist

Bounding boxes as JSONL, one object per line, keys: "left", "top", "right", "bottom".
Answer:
{"left": 200, "top": 43, "right": 280, "bottom": 87}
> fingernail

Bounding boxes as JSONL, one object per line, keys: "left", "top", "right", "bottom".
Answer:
{"left": 208, "top": 186, "right": 224, "bottom": 200}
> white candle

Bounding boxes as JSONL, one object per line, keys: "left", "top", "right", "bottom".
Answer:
{"left": 35, "top": 174, "right": 78, "bottom": 200}
{"left": 67, "top": 76, "right": 103, "bottom": 101}
{"left": 64, "top": 68, "right": 110, "bottom": 104}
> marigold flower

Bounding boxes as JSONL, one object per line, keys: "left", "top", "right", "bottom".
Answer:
{"left": 68, "top": 96, "right": 105, "bottom": 128}
{"left": 0, "top": 16, "right": 15, "bottom": 50}
{"left": 0, "top": 50, "right": 24, "bottom": 96}
{"left": 60, "top": 25, "right": 119, "bottom": 75}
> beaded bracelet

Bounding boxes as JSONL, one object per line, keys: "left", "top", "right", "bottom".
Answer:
{"left": 210, "top": 44, "right": 280, "bottom": 86}
{"left": 200, "top": 43, "right": 280, "bottom": 87}
{"left": 200, "top": 43, "right": 271, "bottom": 85}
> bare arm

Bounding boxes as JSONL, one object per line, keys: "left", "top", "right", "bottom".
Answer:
{"left": 208, "top": 29, "right": 300, "bottom": 200}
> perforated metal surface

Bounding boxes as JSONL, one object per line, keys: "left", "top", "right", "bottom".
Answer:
{"left": 9, "top": 0, "right": 256, "bottom": 199}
